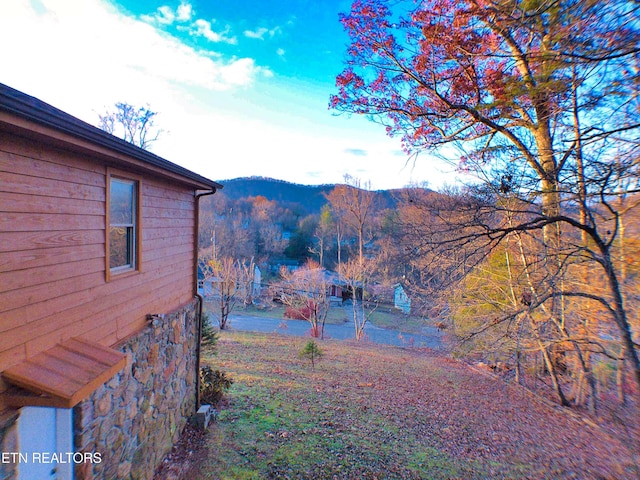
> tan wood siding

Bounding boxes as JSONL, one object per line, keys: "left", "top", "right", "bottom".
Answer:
{"left": 0, "top": 230, "right": 105, "bottom": 253}
{"left": 0, "top": 133, "right": 198, "bottom": 381}
{"left": 0, "top": 243, "right": 105, "bottom": 274}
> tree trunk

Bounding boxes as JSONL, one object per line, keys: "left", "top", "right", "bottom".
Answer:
{"left": 557, "top": 323, "right": 597, "bottom": 413}
{"left": 352, "top": 297, "right": 361, "bottom": 340}
{"left": 601, "top": 249, "right": 640, "bottom": 400}
{"left": 572, "top": 67, "right": 588, "bottom": 247}
{"left": 336, "top": 223, "right": 342, "bottom": 267}
{"left": 220, "top": 293, "right": 229, "bottom": 330}
{"left": 529, "top": 315, "right": 570, "bottom": 406}
{"left": 617, "top": 351, "right": 626, "bottom": 405}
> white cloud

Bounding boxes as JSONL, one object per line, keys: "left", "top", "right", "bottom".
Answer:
{"left": 0, "top": 0, "right": 457, "bottom": 189}
{"left": 176, "top": 1, "right": 192, "bottom": 22}
{"left": 219, "top": 58, "right": 273, "bottom": 85}
{"left": 141, "top": 1, "right": 192, "bottom": 25}
{"left": 141, "top": 4, "right": 175, "bottom": 25}
{"left": 0, "top": 0, "right": 269, "bottom": 120}
{"left": 161, "top": 115, "right": 455, "bottom": 190}
{"left": 142, "top": 3, "right": 237, "bottom": 46}
{"left": 189, "top": 18, "right": 236, "bottom": 44}
{"left": 244, "top": 27, "right": 268, "bottom": 39}
{"left": 277, "top": 48, "right": 286, "bottom": 57}
{"left": 244, "top": 25, "right": 282, "bottom": 40}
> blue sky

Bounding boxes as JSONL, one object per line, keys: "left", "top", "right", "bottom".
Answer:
{"left": 0, "top": 0, "right": 459, "bottom": 189}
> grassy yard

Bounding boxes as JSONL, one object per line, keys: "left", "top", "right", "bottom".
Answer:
{"left": 216, "top": 301, "right": 429, "bottom": 333}
{"left": 226, "top": 303, "right": 349, "bottom": 324}
{"left": 195, "top": 331, "right": 637, "bottom": 479}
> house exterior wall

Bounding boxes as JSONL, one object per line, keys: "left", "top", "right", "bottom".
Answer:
{"left": 0, "top": 127, "right": 202, "bottom": 478}
{"left": 74, "top": 300, "right": 198, "bottom": 480}
{"left": 0, "top": 130, "right": 196, "bottom": 386}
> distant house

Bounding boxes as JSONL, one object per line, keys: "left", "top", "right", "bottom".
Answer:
{"left": 270, "top": 258, "right": 300, "bottom": 273}
{"left": 328, "top": 284, "right": 344, "bottom": 305}
{"left": 197, "top": 263, "right": 214, "bottom": 297}
{"left": 0, "top": 83, "right": 222, "bottom": 480}
{"left": 319, "top": 270, "right": 342, "bottom": 305}
{"left": 394, "top": 284, "right": 411, "bottom": 314}
{"left": 199, "top": 262, "right": 261, "bottom": 304}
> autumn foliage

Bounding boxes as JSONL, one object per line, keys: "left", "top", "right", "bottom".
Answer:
{"left": 332, "top": 0, "right": 640, "bottom": 410}
{"left": 332, "top": 0, "right": 635, "bottom": 158}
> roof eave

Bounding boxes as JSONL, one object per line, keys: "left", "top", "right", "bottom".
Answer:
{"left": 0, "top": 83, "right": 223, "bottom": 191}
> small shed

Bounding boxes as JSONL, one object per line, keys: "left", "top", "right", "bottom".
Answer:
{"left": 394, "top": 284, "right": 411, "bottom": 314}
{"left": 253, "top": 265, "right": 262, "bottom": 297}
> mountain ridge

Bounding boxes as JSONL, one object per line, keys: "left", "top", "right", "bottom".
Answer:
{"left": 217, "top": 176, "right": 402, "bottom": 215}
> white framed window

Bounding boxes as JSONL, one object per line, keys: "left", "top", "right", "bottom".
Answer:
{"left": 107, "top": 170, "right": 141, "bottom": 279}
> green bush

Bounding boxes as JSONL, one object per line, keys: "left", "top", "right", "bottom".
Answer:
{"left": 200, "top": 366, "right": 233, "bottom": 405}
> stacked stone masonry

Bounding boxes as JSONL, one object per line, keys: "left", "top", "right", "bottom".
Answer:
{"left": 0, "top": 301, "right": 198, "bottom": 480}
{"left": 73, "top": 300, "right": 198, "bottom": 480}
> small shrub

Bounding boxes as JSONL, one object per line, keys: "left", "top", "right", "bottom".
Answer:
{"left": 284, "top": 300, "right": 316, "bottom": 320}
{"left": 201, "top": 313, "right": 219, "bottom": 353}
{"left": 200, "top": 366, "right": 233, "bottom": 405}
{"left": 299, "top": 340, "right": 324, "bottom": 369}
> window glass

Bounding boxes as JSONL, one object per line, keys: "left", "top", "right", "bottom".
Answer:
{"left": 109, "top": 177, "right": 137, "bottom": 271}
{"left": 110, "top": 179, "right": 134, "bottom": 224}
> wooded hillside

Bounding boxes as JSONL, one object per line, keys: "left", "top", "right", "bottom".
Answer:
{"left": 216, "top": 176, "right": 399, "bottom": 216}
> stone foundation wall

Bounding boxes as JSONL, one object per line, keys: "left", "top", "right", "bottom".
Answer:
{"left": 74, "top": 299, "right": 199, "bottom": 479}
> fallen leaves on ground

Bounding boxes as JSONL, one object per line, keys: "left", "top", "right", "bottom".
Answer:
{"left": 154, "top": 422, "right": 208, "bottom": 480}
{"left": 195, "top": 331, "right": 638, "bottom": 479}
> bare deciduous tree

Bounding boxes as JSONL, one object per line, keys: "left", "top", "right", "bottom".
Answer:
{"left": 339, "top": 257, "right": 378, "bottom": 341}
{"left": 394, "top": 170, "right": 640, "bottom": 409}
{"left": 202, "top": 256, "right": 255, "bottom": 330}
{"left": 310, "top": 205, "right": 335, "bottom": 268}
{"left": 98, "top": 102, "right": 162, "bottom": 150}
{"left": 326, "top": 175, "right": 376, "bottom": 265}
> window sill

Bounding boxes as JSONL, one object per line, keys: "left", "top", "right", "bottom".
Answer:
{"left": 107, "top": 267, "right": 140, "bottom": 282}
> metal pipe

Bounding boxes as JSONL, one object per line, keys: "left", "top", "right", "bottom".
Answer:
{"left": 194, "top": 188, "right": 218, "bottom": 410}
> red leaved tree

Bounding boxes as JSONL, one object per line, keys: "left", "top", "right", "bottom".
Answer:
{"left": 278, "top": 260, "right": 330, "bottom": 339}
{"left": 331, "top": 0, "right": 640, "bottom": 404}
